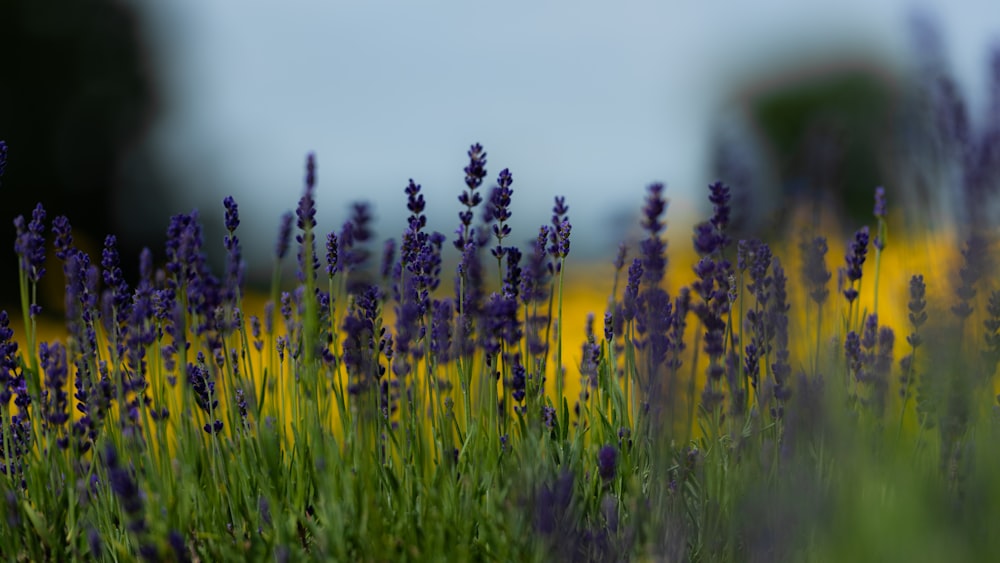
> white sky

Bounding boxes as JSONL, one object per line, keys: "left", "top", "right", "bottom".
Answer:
{"left": 132, "top": 0, "right": 1000, "bottom": 263}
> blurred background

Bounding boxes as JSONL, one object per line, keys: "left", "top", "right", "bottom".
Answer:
{"left": 3, "top": 0, "right": 1000, "bottom": 310}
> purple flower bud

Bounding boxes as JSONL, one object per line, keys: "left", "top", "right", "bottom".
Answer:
{"left": 223, "top": 196, "right": 240, "bottom": 232}
{"left": 845, "top": 226, "right": 870, "bottom": 283}
{"left": 275, "top": 212, "right": 294, "bottom": 260}
{"left": 801, "top": 236, "right": 831, "bottom": 306}
{"left": 51, "top": 215, "right": 73, "bottom": 261}
{"left": 908, "top": 275, "right": 927, "bottom": 330}
{"left": 597, "top": 444, "right": 618, "bottom": 481}
{"left": 464, "top": 143, "right": 487, "bottom": 192}
{"left": 873, "top": 186, "right": 886, "bottom": 218}
{"left": 14, "top": 203, "right": 47, "bottom": 283}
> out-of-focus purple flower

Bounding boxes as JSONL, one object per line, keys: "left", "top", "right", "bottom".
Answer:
{"left": 875, "top": 326, "right": 896, "bottom": 383}
{"left": 743, "top": 342, "right": 759, "bottom": 389}
{"left": 454, "top": 239, "right": 484, "bottom": 357}
{"left": 430, "top": 299, "right": 453, "bottom": 364}
{"left": 275, "top": 211, "right": 294, "bottom": 260}
{"left": 235, "top": 388, "right": 249, "bottom": 425}
{"left": 542, "top": 405, "right": 556, "bottom": 429}
{"left": 0, "top": 311, "right": 18, "bottom": 404}
{"left": 169, "top": 530, "right": 190, "bottom": 563}
{"left": 908, "top": 275, "right": 928, "bottom": 340}
{"left": 138, "top": 247, "right": 153, "bottom": 286}
{"left": 693, "top": 182, "right": 732, "bottom": 257}
{"left": 642, "top": 183, "right": 667, "bottom": 237}
{"left": 872, "top": 187, "right": 887, "bottom": 250}
{"left": 510, "top": 359, "right": 526, "bottom": 403}
{"left": 87, "top": 527, "right": 102, "bottom": 558}
{"left": 104, "top": 445, "right": 146, "bottom": 532}
{"left": 482, "top": 293, "right": 521, "bottom": 356}
{"left": 640, "top": 183, "right": 668, "bottom": 286}
{"left": 952, "top": 236, "right": 990, "bottom": 319}
{"left": 40, "top": 342, "right": 70, "bottom": 437}
{"left": 613, "top": 242, "right": 627, "bottom": 272}
{"left": 708, "top": 181, "right": 731, "bottom": 237}
{"left": 597, "top": 444, "right": 618, "bottom": 482}
{"left": 14, "top": 203, "right": 47, "bottom": 284}
{"left": 295, "top": 155, "right": 321, "bottom": 282}
{"left": 338, "top": 203, "right": 375, "bottom": 280}
{"left": 862, "top": 313, "right": 878, "bottom": 352}
{"left": 800, "top": 236, "right": 831, "bottom": 306}
{"left": 381, "top": 238, "right": 396, "bottom": 281}
{"left": 747, "top": 240, "right": 771, "bottom": 289}
{"left": 693, "top": 222, "right": 718, "bottom": 257}
{"left": 250, "top": 314, "right": 263, "bottom": 352}
{"left": 770, "top": 258, "right": 792, "bottom": 406}
{"left": 873, "top": 186, "right": 887, "bottom": 219}
{"left": 502, "top": 247, "right": 522, "bottom": 300}
{"left": 520, "top": 226, "right": 550, "bottom": 307}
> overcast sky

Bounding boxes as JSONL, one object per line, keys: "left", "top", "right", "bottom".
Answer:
{"left": 132, "top": 0, "right": 1000, "bottom": 263}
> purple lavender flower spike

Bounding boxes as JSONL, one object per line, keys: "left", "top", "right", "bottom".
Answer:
{"left": 708, "top": 181, "right": 731, "bottom": 235}
{"left": 456, "top": 143, "right": 487, "bottom": 250}
{"left": 597, "top": 444, "right": 618, "bottom": 481}
{"left": 0, "top": 311, "right": 18, "bottom": 404}
{"left": 640, "top": 183, "right": 668, "bottom": 286}
{"left": 952, "top": 236, "right": 989, "bottom": 319}
{"left": 556, "top": 219, "right": 571, "bottom": 259}
{"left": 547, "top": 196, "right": 571, "bottom": 273}
{"left": 613, "top": 242, "right": 627, "bottom": 272}
{"left": 381, "top": 238, "right": 396, "bottom": 280}
{"left": 464, "top": 143, "right": 487, "bottom": 191}
{"left": 801, "top": 236, "right": 831, "bottom": 306}
{"left": 104, "top": 445, "right": 146, "bottom": 532}
{"left": 14, "top": 203, "right": 47, "bottom": 283}
{"left": 275, "top": 211, "right": 294, "bottom": 260}
{"left": 223, "top": 196, "right": 240, "bottom": 232}
{"left": 623, "top": 258, "right": 643, "bottom": 322}
{"left": 873, "top": 186, "right": 886, "bottom": 219}
{"left": 490, "top": 168, "right": 514, "bottom": 258}
{"left": 430, "top": 299, "right": 453, "bottom": 364}
{"left": 51, "top": 215, "right": 73, "bottom": 261}
{"left": 40, "top": 342, "right": 70, "bottom": 442}
{"left": 405, "top": 179, "right": 426, "bottom": 230}
{"left": 908, "top": 275, "right": 927, "bottom": 334}
{"left": 325, "top": 231, "right": 339, "bottom": 276}
{"left": 846, "top": 227, "right": 870, "bottom": 281}
{"left": 102, "top": 235, "right": 131, "bottom": 318}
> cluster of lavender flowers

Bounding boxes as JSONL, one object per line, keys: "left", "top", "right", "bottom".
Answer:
{"left": 4, "top": 129, "right": 1000, "bottom": 560}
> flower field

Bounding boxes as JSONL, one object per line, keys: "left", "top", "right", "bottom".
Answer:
{"left": 4, "top": 83, "right": 1000, "bottom": 561}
